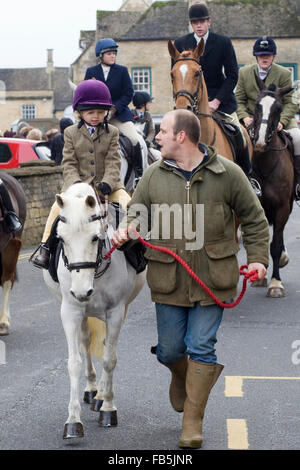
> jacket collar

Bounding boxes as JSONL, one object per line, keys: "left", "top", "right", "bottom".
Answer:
{"left": 160, "top": 144, "right": 226, "bottom": 175}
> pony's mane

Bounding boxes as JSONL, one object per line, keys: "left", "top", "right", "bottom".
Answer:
{"left": 180, "top": 50, "right": 194, "bottom": 58}
{"left": 60, "top": 183, "right": 101, "bottom": 231}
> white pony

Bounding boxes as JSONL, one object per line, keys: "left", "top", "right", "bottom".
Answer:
{"left": 43, "top": 183, "right": 146, "bottom": 438}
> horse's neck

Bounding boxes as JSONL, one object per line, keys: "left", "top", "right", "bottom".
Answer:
{"left": 197, "top": 87, "right": 215, "bottom": 145}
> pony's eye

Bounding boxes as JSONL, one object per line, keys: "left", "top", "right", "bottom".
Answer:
{"left": 195, "top": 71, "right": 200, "bottom": 77}
{"left": 92, "top": 235, "right": 99, "bottom": 243}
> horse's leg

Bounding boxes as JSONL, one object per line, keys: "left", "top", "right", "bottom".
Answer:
{"left": 61, "top": 302, "right": 85, "bottom": 439}
{"left": 0, "top": 238, "right": 21, "bottom": 336}
{"left": 81, "top": 317, "right": 97, "bottom": 405}
{"left": 98, "top": 306, "right": 124, "bottom": 427}
{"left": 279, "top": 241, "right": 289, "bottom": 268}
{"left": 267, "top": 209, "right": 289, "bottom": 298}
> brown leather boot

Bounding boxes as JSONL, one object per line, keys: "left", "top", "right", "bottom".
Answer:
{"left": 178, "top": 360, "right": 224, "bottom": 449}
{"left": 163, "top": 355, "right": 187, "bottom": 412}
{"left": 32, "top": 243, "right": 50, "bottom": 269}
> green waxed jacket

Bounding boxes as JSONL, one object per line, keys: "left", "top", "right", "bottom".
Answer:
{"left": 122, "top": 145, "right": 269, "bottom": 307}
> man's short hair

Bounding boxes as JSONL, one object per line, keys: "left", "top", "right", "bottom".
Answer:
{"left": 172, "top": 109, "right": 201, "bottom": 144}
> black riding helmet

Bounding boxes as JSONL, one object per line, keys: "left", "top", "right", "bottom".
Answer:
{"left": 133, "top": 92, "right": 153, "bottom": 108}
{"left": 253, "top": 36, "right": 277, "bottom": 56}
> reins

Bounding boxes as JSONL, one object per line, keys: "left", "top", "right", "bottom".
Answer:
{"left": 104, "top": 229, "right": 258, "bottom": 309}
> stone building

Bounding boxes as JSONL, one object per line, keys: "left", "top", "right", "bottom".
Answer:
{"left": 71, "top": 0, "right": 300, "bottom": 117}
{"left": 0, "top": 50, "right": 74, "bottom": 133}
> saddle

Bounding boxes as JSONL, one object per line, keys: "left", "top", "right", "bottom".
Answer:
{"left": 47, "top": 203, "right": 147, "bottom": 283}
{"left": 213, "top": 113, "right": 243, "bottom": 163}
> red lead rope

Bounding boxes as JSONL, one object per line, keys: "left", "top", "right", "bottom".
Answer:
{"left": 104, "top": 229, "right": 258, "bottom": 309}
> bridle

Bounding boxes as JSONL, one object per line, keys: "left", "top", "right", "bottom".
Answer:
{"left": 172, "top": 58, "right": 206, "bottom": 116}
{"left": 59, "top": 212, "right": 112, "bottom": 279}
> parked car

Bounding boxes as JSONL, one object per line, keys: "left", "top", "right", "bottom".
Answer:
{"left": 0, "top": 138, "right": 52, "bottom": 169}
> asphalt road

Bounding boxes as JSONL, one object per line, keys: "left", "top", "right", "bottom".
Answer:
{"left": 0, "top": 207, "right": 300, "bottom": 452}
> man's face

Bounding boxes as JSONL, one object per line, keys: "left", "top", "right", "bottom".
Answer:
{"left": 155, "top": 114, "right": 178, "bottom": 159}
{"left": 190, "top": 19, "right": 211, "bottom": 38}
{"left": 256, "top": 54, "right": 274, "bottom": 70}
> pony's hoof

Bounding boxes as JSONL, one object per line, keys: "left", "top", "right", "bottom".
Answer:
{"left": 99, "top": 410, "right": 118, "bottom": 427}
{"left": 90, "top": 398, "right": 103, "bottom": 412}
{"left": 83, "top": 390, "right": 97, "bottom": 404}
{"left": 0, "top": 323, "right": 9, "bottom": 336}
{"left": 251, "top": 277, "right": 268, "bottom": 287}
{"left": 267, "top": 287, "right": 285, "bottom": 298}
{"left": 63, "top": 422, "right": 84, "bottom": 439}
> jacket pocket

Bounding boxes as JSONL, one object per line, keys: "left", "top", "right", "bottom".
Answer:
{"left": 144, "top": 244, "right": 177, "bottom": 294}
{"left": 205, "top": 240, "right": 239, "bottom": 290}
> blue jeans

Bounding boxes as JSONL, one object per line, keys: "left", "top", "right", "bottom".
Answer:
{"left": 155, "top": 302, "right": 223, "bottom": 364}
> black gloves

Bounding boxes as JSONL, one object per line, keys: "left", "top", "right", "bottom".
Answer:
{"left": 98, "top": 182, "right": 111, "bottom": 195}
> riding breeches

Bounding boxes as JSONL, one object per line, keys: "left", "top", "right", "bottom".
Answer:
{"left": 286, "top": 127, "right": 300, "bottom": 155}
{"left": 109, "top": 119, "right": 140, "bottom": 146}
{"left": 41, "top": 188, "right": 131, "bottom": 243}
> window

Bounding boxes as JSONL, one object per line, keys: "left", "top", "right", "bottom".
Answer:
{"left": 0, "top": 143, "right": 12, "bottom": 163}
{"left": 22, "top": 105, "right": 36, "bottom": 119}
{"left": 131, "top": 67, "right": 151, "bottom": 94}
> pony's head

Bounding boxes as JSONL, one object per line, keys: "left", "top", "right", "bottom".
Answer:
{"left": 56, "top": 183, "right": 106, "bottom": 303}
{"left": 251, "top": 78, "right": 293, "bottom": 152}
{"left": 168, "top": 39, "right": 205, "bottom": 112}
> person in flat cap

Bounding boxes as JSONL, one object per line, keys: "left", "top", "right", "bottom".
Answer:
{"left": 173, "top": 2, "right": 257, "bottom": 190}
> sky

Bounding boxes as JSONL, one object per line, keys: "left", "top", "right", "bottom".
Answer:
{"left": 0, "top": 0, "right": 124, "bottom": 69}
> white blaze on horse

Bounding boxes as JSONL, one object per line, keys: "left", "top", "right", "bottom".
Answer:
{"left": 0, "top": 172, "right": 26, "bottom": 336}
{"left": 43, "top": 182, "right": 145, "bottom": 438}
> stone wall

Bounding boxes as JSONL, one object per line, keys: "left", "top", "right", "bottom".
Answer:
{"left": 5, "top": 162, "right": 63, "bottom": 248}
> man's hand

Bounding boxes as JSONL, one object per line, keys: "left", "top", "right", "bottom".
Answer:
{"left": 247, "top": 262, "right": 267, "bottom": 281}
{"left": 111, "top": 227, "right": 130, "bottom": 248}
{"left": 243, "top": 117, "right": 253, "bottom": 128}
{"left": 208, "top": 98, "right": 221, "bottom": 113}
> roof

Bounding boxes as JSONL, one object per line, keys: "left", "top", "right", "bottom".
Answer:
{"left": 0, "top": 67, "right": 73, "bottom": 111}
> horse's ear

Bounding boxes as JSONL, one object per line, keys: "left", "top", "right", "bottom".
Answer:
{"left": 278, "top": 85, "right": 294, "bottom": 97}
{"left": 255, "top": 73, "right": 266, "bottom": 91}
{"left": 85, "top": 195, "right": 96, "bottom": 209}
{"left": 168, "top": 40, "right": 179, "bottom": 60}
{"left": 56, "top": 194, "right": 64, "bottom": 208}
{"left": 194, "top": 38, "right": 205, "bottom": 61}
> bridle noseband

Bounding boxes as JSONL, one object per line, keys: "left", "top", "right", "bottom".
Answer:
{"left": 172, "top": 58, "right": 204, "bottom": 115}
{"left": 59, "top": 213, "right": 111, "bottom": 278}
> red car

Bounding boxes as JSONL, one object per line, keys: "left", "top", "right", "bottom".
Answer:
{"left": 0, "top": 138, "right": 52, "bottom": 169}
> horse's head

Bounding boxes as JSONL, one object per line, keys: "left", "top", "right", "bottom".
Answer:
{"left": 251, "top": 78, "right": 293, "bottom": 152}
{"left": 56, "top": 183, "right": 106, "bottom": 303}
{"left": 168, "top": 39, "right": 205, "bottom": 113}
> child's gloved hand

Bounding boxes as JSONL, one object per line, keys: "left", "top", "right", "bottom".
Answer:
{"left": 98, "top": 182, "right": 111, "bottom": 195}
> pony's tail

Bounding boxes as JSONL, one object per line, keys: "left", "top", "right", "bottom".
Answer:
{"left": 88, "top": 317, "right": 106, "bottom": 359}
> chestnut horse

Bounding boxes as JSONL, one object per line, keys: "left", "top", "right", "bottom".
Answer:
{"left": 249, "top": 81, "right": 294, "bottom": 298}
{"left": 0, "top": 172, "right": 26, "bottom": 335}
{"left": 168, "top": 39, "right": 252, "bottom": 161}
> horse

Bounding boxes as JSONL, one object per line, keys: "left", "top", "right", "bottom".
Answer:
{"left": 249, "top": 80, "right": 295, "bottom": 298}
{"left": 0, "top": 172, "right": 26, "bottom": 336}
{"left": 119, "top": 131, "right": 149, "bottom": 193}
{"left": 42, "top": 182, "right": 146, "bottom": 438}
{"left": 168, "top": 39, "right": 252, "bottom": 162}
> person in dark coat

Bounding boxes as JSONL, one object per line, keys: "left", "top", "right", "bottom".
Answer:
{"left": 84, "top": 38, "right": 144, "bottom": 181}
{"left": 173, "top": 2, "right": 260, "bottom": 192}
{"left": 51, "top": 118, "right": 73, "bottom": 165}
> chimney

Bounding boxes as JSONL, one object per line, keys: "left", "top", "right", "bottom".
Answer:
{"left": 46, "top": 49, "right": 54, "bottom": 89}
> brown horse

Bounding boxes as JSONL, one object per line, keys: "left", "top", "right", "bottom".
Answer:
{"left": 249, "top": 81, "right": 294, "bottom": 298}
{"left": 0, "top": 172, "right": 26, "bottom": 335}
{"left": 168, "top": 39, "right": 252, "bottom": 161}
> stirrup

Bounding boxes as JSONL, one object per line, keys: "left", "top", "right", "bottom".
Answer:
{"left": 295, "top": 183, "right": 300, "bottom": 202}
{"left": 133, "top": 177, "right": 141, "bottom": 189}
{"left": 249, "top": 177, "right": 262, "bottom": 196}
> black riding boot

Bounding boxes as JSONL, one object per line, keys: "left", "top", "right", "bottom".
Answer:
{"left": 235, "top": 133, "right": 262, "bottom": 196}
{"left": 132, "top": 143, "right": 144, "bottom": 187}
{"left": 293, "top": 155, "right": 300, "bottom": 201}
{"left": 0, "top": 178, "right": 22, "bottom": 233}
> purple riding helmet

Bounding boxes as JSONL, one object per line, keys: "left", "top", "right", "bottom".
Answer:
{"left": 73, "top": 80, "right": 113, "bottom": 111}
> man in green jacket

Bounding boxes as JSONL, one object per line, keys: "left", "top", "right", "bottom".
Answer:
{"left": 236, "top": 36, "right": 300, "bottom": 200}
{"left": 112, "top": 109, "right": 269, "bottom": 449}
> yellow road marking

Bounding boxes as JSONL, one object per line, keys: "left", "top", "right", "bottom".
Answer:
{"left": 227, "top": 419, "right": 249, "bottom": 449}
{"left": 225, "top": 376, "right": 300, "bottom": 397}
{"left": 18, "top": 253, "right": 31, "bottom": 260}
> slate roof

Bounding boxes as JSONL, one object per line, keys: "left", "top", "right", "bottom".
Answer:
{"left": 0, "top": 67, "right": 73, "bottom": 111}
